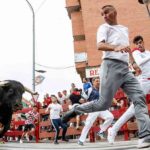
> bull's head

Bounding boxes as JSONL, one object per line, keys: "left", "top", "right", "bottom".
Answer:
{"left": 0, "top": 80, "right": 37, "bottom": 137}
{"left": 0, "top": 80, "right": 25, "bottom": 112}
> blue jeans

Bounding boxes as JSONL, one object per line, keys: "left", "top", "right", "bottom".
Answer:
{"left": 51, "top": 118, "right": 67, "bottom": 142}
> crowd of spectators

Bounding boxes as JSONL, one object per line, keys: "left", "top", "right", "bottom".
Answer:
{"left": 4, "top": 81, "right": 130, "bottom": 144}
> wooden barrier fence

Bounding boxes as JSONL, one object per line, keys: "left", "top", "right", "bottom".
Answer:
{"left": 4, "top": 93, "right": 150, "bottom": 143}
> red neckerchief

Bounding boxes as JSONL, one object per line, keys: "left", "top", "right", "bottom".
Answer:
{"left": 131, "top": 48, "right": 141, "bottom": 53}
{"left": 72, "top": 91, "right": 80, "bottom": 95}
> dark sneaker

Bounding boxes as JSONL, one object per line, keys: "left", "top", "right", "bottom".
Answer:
{"left": 62, "top": 138, "right": 69, "bottom": 142}
{"left": 77, "top": 140, "right": 84, "bottom": 146}
{"left": 54, "top": 141, "right": 59, "bottom": 144}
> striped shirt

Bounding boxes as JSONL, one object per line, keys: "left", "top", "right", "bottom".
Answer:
{"left": 25, "top": 110, "right": 39, "bottom": 125}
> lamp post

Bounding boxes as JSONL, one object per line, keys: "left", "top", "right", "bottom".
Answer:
{"left": 35, "top": 70, "right": 47, "bottom": 73}
{"left": 25, "top": 0, "right": 36, "bottom": 91}
{"left": 138, "top": 0, "right": 150, "bottom": 17}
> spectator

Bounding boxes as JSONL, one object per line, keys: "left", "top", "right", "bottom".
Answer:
{"left": 62, "top": 90, "right": 69, "bottom": 103}
{"left": 69, "top": 88, "right": 84, "bottom": 129}
{"left": 70, "top": 83, "right": 76, "bottom": 94}
{"left": 20, "top": 105, "right": 39, "bottom": 143}
{"left": 57, "top": 92, "right": 65, "bottom": 105}
{"left": 43, "top": 93, "right": 52, "bottom": 107}
{"left": 45, "top": 95, "right": 68, "bottom": 144}
{"left": 82, "top": 78, "right": 92, "bottom": 93}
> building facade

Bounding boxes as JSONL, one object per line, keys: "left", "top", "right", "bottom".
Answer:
{"left": 65, "top": 0, "right": 150, "bottom": 79}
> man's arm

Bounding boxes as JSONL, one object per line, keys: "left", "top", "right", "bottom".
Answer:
{"left": 129, "top": 52, "right": 142, "bottom": 76}
{"left": 45, "top": 106, "right": 50, "bottom": 113}
{"left": 97, "top": 41, "right": 130, "bottom": 52}
{"left": 97, "top": 25, "right": 129, "bottom": 52}
{"left": 97, "top": 41, "right": 116, "bottom": 51}
{"left": 132, "top": 51, "right": 150, "bottom": 66}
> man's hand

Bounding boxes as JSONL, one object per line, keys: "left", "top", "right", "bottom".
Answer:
{"left": 114, "top": 46, "right": 130, "bottom": 53}
{"left": 132, "top": 63, "right": 142, "bottom": 76}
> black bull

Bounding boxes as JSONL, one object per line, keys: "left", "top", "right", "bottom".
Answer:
{"left": 0, "top": 80, "right": 25, "bottom": 138}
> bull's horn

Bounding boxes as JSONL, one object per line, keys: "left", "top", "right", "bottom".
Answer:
{"left": 24, "top": 86, "right": 37, "bottom": 95}
{"left": 0, "top": 81, "right": 9, "bottom": 86}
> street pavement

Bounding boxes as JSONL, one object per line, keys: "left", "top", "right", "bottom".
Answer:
{"left": 0, "top": 140, "right": 150, "bottom": 150}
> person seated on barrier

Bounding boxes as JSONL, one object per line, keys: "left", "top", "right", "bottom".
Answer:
{"left": 42, "top": 100, "right": 50, "bottom": 122}
{"left": 45, "top": 95, "right": 68, "bottom": 144}
{"left": 20, "top": 105, "right": 39, "bottom": 143}
{"left": 68, "top": 88, "right": 86, "bottom": 130}
{"left": 78, "top": 77, "right": 114, "bottom": 145}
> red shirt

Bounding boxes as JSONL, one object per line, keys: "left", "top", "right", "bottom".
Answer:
{"left": 44, "top": 97, "right": 52, "bottom": 106}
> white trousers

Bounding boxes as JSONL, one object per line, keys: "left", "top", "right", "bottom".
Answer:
{"left": 112, "top": 103, "right": 135, "bottom": 133}
{"left": 111, "top": 79, "right": 150, "bottom": 133}
{"left": 79, "top": 110, "right": 114, "bottom": 143}
{"left": 139, "top": 79, "right": 150, "bottom": 95}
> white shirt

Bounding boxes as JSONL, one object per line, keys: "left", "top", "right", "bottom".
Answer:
{"left": 62, "top": 94, "right": 69, "bottom": 100}
{"left": 46, "top": 103, "right": 63, "bottom": 119}
{"left": 82, "top": 87, "right": 93, "bottom": 100}
{"left": 58, "top": 97, "right": 65, "bottom": 104}
{"left": 132, "top": 50, "right": 150, "bottom": 79}
{"left": 97, "top": 23, "right": 129, "bottom": 63}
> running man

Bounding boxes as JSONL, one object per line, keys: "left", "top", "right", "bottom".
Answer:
{"left": 62, "top": 5, "right": 150, "bottom": 149}
{"left": 78, "top": 77, "right": 114, "bottom": 145}
{"left": 107, "top": 35, "right": 150, "bottom": 145}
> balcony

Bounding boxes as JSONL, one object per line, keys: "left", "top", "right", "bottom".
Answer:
{"left": 65, "top": 0, "right": 81, "bottom": 18}
{"left": 74, "top": 52, "right": 87, "bottom": 63}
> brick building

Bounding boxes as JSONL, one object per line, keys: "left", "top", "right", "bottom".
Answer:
{"left": 65, "top": 0, "right": 150, "bottom": 79}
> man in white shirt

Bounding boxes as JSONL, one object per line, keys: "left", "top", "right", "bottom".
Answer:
{"left": 62, "top": 5, "right": 150, "bottom": 149}
{"left": 107, "top": 35, "right": 150, "bottom": 145}
{"left": 57, "top": 92, "right": 65, "bottom": 105}
{"left": 132, "top": 35, "right": 150, "bottom": 93}
{"left": 78, "top": 77, "right": 114, "bottom": 145}
{"left": 46, "top": 95, "right": 68, "bottom": 144}
{"left": 62, "top": 90, "right": 69, "bottom": 100}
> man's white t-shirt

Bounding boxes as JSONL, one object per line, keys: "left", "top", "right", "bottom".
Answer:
{"left": 47, "top": 103, "right": 63, "bottom": 119}
{"left": 97, "top": 23, "right": 129, "bottom": 63}
{"left": 132, "top": 50, "right": 150, "bottom": 79}
{"left": 58, "top": 97, "right": 65, "bottom": 105}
